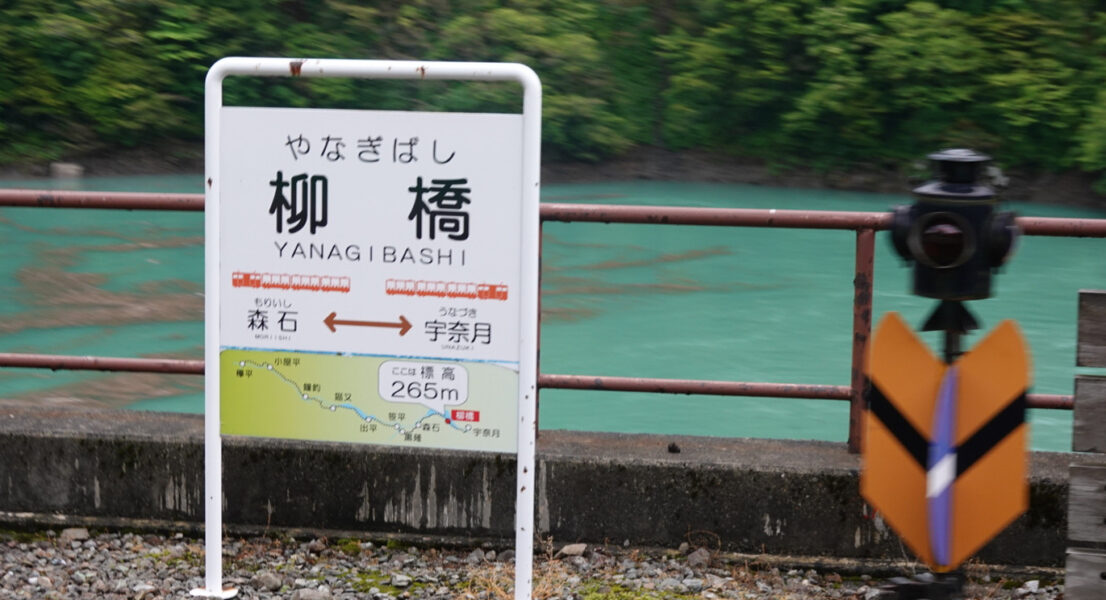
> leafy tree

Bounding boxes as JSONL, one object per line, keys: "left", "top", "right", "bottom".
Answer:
{"left": 0, "top": 0, "right": 1103, "bottom": 189}
{"left": 972, "top": 6, "right": 1088, "bottom": 170}
{"left": 781, "top": 1, "right": 886, "bottom": 165}
{"left": 426, "top": 2, "right": 634, "bottom": 160}
{"left": 658, "top": 0, "right": 810, "bottom": 157}
{"left": 864, "top": 2, "right": 988, "bottom": 156}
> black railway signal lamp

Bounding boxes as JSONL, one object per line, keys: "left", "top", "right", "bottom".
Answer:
{"left": 890, "top": 149, "right": 1019, "bottom": 302}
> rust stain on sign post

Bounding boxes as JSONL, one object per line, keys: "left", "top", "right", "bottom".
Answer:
{"left": 289, "top": 60, "right": 304, "bottom": 76}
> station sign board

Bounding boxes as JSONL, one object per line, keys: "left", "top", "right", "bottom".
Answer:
{"left": 218, "top": 106, "right": 523, "bottom": 453}
{"left": 198, "top": 58, "right": 541, "bottom": 600}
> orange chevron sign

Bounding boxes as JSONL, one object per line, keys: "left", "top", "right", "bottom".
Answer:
{"left": 861, "top": 312, "right": 1030, "bottom": 572}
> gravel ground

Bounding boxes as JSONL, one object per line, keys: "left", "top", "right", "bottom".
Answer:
{"left": 0, "top": 528, "right": 1063, "bottom": 600}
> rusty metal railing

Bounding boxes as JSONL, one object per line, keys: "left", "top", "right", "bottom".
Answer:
{"left": 1, "top": 189, "right": 1103, "bottom": 452}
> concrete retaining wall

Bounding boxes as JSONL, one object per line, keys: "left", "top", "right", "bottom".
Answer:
{"left": 0, "top": 406, "right": 1075, "bottom": 565}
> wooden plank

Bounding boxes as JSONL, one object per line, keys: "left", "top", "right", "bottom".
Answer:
{"left": 1066, "top": 548, "right": 1106, "bottom": 599}
{"left": 1073, "top": 376, "right": 1106, "bottom": 453}
{"left": 1079, "top": 290, "right": 1106, "bottom": 368}
{"left": 1070, "top": 464, "right": 1106, "bottom": 543}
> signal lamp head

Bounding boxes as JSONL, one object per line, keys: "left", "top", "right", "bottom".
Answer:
{"left": 987, "top": 211, "right": 1019, "bottom": 267}
{"left": 929, "top": 148, "right": 991, "bottom": 190}
{"left": 889, "top": 148, "right": 1019, "bottom": 302}
{"left": 911, "top": 212, "right": 973, "bottom": 268}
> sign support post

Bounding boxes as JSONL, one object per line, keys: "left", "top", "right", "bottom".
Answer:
{"left": 195, "top": 58, "right": 541, "bottom": 600}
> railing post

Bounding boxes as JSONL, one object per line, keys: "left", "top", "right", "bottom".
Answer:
{"left": 536, "top": 221, "right": 544, "bottom": 437}
{"left": 849, "top": 228, "right": 876, "bottom": 453}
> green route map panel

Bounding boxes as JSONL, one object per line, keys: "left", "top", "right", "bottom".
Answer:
{"left": 220, "top": 349, "right": 517, "bottom": 453}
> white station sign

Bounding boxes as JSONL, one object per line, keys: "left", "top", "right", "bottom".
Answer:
{"left": 199, "top": 58, "right": 541, "bottom": 600}
{"left": 217, "top": 107, "right": 523, "bottom": 453}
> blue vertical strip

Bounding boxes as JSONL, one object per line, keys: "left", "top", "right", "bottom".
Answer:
{"left": 927, "top": 366, "right": 958, "bottom": 569}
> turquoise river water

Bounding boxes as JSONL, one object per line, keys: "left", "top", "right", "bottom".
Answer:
{"left": 0, "top": 175, "right": 1103, "bottom": 452}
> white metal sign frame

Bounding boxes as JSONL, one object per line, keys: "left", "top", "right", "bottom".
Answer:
{"left": 197, "top": 57, "right": 541, "bottom": 599}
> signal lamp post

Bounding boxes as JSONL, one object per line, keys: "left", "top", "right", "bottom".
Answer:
{"left": 867, "top": 149, "right": 1030, "bottom": 600}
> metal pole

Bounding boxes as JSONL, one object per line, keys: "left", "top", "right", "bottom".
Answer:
{"left": 192, "top": 59, "right": 236, "bottom": 600}
{"left": 849, "top": 229, "right": 876, "bottom": 454}
{"left": 0, "top": 189, "right": 204, "bottom": 211}
{"left": 943, "top": 330, "right": 962, "bottom": 364}
{"left": 0, "top": 353, "right": 203, "bottom": 374}
{"left": 537, "top": 374, "right": 852, "bottom": 399}
{"left": 514, "top": 63, "right": 542, "bottom": 600}
{"left": 535, "top": 222, "right": 544, "bottom": 437}
{"left": 540, "top": 202, "right": 894, "bottom": 230}
{"left": 3, "top": 190, "right": 1105, "bottom": 239}
{"left": 0, "top": 352, "right": 1070, "bottom": 409}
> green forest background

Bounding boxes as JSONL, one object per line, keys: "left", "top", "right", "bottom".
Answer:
{"left": 4, "top": 0, "right": 1106, "bottom": 189}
